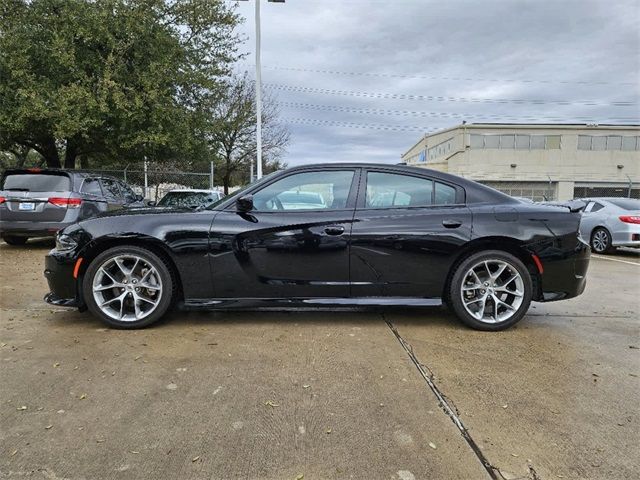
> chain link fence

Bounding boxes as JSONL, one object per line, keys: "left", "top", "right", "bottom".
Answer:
{"left": 477, "top": 181, "right": 557, "bottom": 202}
{"left": 573, "top": 183, "right": 640, "bottom": 199}
{"left": 80, "top": 164, "right": 219, "bottom": 202}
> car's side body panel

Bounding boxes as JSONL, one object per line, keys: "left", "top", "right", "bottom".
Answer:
{"left": 42, "top": 163, "right": 590, "bottom": 318}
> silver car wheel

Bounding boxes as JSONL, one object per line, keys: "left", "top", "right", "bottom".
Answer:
{"left": 460, "top": 259, "right": 525, "bottom": 324}
{"left": 92, "top": 254, "right": 163, "bottom": 322}
{"left": 592, "top": 229, "right": 609, "bottom": 253}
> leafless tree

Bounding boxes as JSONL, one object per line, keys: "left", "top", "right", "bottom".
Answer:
{"left": 208, "top": 74, "right": 289, "bottom": 193}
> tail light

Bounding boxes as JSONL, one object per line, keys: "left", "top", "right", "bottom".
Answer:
{"left": 0, "top": 196, "right": 5, "bottom": 204}
{"left": 619, "top": 215, "right": 640, "bottom": 224}
{"left": 48, "top": 197, "right": 82, "bottom": 208}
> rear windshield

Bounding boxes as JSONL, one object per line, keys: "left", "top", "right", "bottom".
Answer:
{"left": 157, "top": 192, "right": 215, "bottom": 207}
{"left": 608, "top": 198, "right": 640, "bottom": 210}
{"left": 1, "top": 173, "right": 71, "bottom": 192}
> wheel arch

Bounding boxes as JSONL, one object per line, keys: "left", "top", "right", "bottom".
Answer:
{"left": 76, "top": 235, "right": 184, "bottom": 306}
{"left": 443, "top": 236, "right": 542, "bottom": 303}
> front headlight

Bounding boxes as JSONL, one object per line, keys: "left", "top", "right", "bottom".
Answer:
{"left": 55, "top": 233, "right": 78, "bottom": 252}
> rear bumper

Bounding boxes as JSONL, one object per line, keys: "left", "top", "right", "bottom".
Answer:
{"left": 44, "top": 252, "right": 81, "bottom": 308}
{"left": 0, "top": 220, "right": 75, "bottom": 237}
{"left": 536, "top": 239, "right": 590, "bottom": 302}
{"left": 611, "top": 225, "right": 640, "bottom": 248}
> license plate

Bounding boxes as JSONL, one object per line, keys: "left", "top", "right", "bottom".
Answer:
{"left": 18, "top": 202, "right": 35, "bottom": 211}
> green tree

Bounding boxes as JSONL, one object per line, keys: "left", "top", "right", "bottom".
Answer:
{"left": 208, "top": 74, "right": 289, "bottom": 193}
{"left": 0, "top": 0, "right": 242, "bottom": 169}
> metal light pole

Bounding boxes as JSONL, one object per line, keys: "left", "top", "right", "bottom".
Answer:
{"left": 239, "top": 0, "right": 285, "bottom": 180}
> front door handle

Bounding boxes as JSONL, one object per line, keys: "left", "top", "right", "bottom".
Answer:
{"left": 442, "top": 219, "right": 462, "bottom": 229}
{"left": 324, "top": 225, "right": 345, "bottom": 236}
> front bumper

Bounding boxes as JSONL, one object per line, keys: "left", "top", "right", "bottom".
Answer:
{"left": 44, "top": 251, "right": 81, "bottom": 308}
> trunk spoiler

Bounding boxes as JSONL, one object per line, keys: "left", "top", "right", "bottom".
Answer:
{"left": 541, "top": 200, "right": 586, "bottom": 213}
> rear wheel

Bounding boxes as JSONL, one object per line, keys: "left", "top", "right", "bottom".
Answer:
{"left": 2, "top": 235, "right": 28, "bottom": 246}
{"left": 590, "top": 227, "right": 613, "bottom": 254}
{"left": 83, "top": 246, "right": 174, "bottom": 329}
{"left": 449, "top": 250, "right": 533, "bottom": 331}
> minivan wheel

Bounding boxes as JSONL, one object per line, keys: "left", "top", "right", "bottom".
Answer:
{"left": 590, "top": 227, "right": 613, "bottom": 254}
{"left": 2, "top": 235, "right": 28, "bottom": 246}
{"left": 83, "top": 246, "right": 174, "bottom": 329}
{"left": 449, "top": 250, "right": 533, "bottom": 331}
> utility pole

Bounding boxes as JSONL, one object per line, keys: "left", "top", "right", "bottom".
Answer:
{"left": 254, "top": 0, "right": 263, "bottom": 180}
{"left": 238, "top": 0, "right": 285, "bottom": 181}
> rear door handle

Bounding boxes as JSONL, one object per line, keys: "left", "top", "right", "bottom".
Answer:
{"left": 442, "top": 219, "right": 462, "bottom": 229}
{"left": 324, "top": 225, "right": 345, "bottom": 236}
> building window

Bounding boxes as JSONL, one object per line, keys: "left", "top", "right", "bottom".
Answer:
{"left": 500, "top": 135, "right": 515, "bottom": 149}
{"left": 591, "top": 136, "right": 607, "bottom": 151}
{"left": 515, "top": 135, "right": 530, "bottom": 149}
{"left": 578, "top": 135, "right": 591, "bottom": 150}
{"left": 546, "top": 135, "right": 561, "bottom": 149}
{"left": 530, "top": 135, "right": 545, "bottom": 149}
{"left": 470, "top": 134, "right": 483, "bottom": 149}
{"left": 607, "top": 136, "right": 622, "bottom": 150}
{"left": 484, "top": 135, "right": 500, "bottom": 149}
{"left": 622, "top": 136, "right": 639, "bottom": 151}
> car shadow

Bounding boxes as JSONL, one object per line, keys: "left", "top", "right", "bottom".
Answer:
{"left": 0, "top": 237, "right": 55, "bottom": 251}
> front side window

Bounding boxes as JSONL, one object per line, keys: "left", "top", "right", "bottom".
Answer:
{"left": 118, "top": 182, "right": 137, "bottom": 202}
{"left": 100, "top": 178, "right": 121, "bottom": 198}
{"left": 252, "top": 170, "right": 355, "bottom": 211}
{"left": 365, "top": 172, "right": 435, "bottom": 208}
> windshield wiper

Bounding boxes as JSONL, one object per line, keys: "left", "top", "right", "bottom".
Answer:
{"left": 4, "top": 188, "right": 30, "bottom": 192}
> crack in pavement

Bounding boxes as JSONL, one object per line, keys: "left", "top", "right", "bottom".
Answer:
{"left": 384, "top": 315, "right": 503, "bottom": 480}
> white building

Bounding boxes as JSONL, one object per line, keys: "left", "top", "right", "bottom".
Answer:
{"left": 401, "top": 123, "right": 640, "bottom": 201}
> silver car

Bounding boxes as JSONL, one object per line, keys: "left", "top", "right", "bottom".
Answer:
{"left": 579, "top": 197, "right": 640, "bottom": 253}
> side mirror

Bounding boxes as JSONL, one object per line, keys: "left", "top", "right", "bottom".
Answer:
{"left": 136, "top": 194, "right": 144, "bottom": 202}
{"left": 146, "top": 200, "right": 156, "bottom": 207}
{"left": 236, "top": 195, "right": 254, "bottom": 212}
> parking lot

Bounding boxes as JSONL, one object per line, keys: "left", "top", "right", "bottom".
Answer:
{"left": 0, "top": 240, "right": 638, "bottom": 480}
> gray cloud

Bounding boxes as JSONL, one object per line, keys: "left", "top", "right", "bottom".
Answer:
{"left": 231, "top": 0, "right": 640, "bottom": 166}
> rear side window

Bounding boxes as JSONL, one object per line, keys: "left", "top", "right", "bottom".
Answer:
{"left": 1, "top": 173, "right": 71, "bottom": 192}
{"left": 608, "top": 198, "right": 640, "bottom": 210}
{"left": 366, "top": 172, "right": 433, "bottom": 208}
{"left": 435, "top": 182, "right": 457, "bottom": 204}
{"left": 81, "top": 178, "right": 103, "bottom": 195}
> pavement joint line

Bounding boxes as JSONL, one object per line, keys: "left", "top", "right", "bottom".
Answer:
{"left": 383, "top": 315, "right": 501, "bottom": 480}
{"left": 591, "top": 255, "right": 640, "bottom": 266}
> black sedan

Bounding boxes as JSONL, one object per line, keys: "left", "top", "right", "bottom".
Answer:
{"left": 44, "top": 163, "right": 590, "bottom": 331}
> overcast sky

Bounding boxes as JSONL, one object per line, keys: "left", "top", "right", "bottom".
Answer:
{"left": 231, "top": 0, "right": 640, "bottom": 166}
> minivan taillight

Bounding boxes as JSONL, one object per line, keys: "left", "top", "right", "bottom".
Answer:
{"left": 619, "top": 215, "right": 640, "bottom": 224}
{"left": 0, "top": 196, "right": 5, "bottom": 204}
{"left": 48, "top": 197, "right": 82, "bottom": 208}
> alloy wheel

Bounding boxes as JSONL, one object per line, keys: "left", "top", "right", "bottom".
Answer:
{"left": 460, "top": 259, "right": 525, "bottom": 324}
{"left": 592, "top": 229, "right": 609, "bottom": 253}
{"left": 92, "top": 254, "right": 163, "bottom": 322}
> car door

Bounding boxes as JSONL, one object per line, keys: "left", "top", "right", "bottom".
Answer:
{"left": 209, "top": 168, "right": 360, "bottom": 299}
{"left": 100, "top": 177, "right": 125, "bottom": 211}
{"left": 349, "top": 169, "right": 472, "bottom": 298}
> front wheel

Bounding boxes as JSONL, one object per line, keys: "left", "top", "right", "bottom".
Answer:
{"left": 83, "top": 246, "right": 174, "bottom": 328}
{"left": 590, "top": 227, "right": 613, "bottom": 254}
{"left": 449, "top": 250, "right": 533, "bottom": 331}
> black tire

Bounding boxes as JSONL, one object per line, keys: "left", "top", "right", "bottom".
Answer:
{"left": 448, "top": 250, "right": 533, "bottom": 331}
{"left": 2, "top": 235, "right": 28, "bottom": 246}
{"left": 590, "top": 227, "right": 614, "bottom": 254}
{"left": 83, "top": 245, "right": 174, "bottom": 329}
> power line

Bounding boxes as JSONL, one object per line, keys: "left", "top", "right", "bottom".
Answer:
{"left": 278, "top": 101, "right": 640, "bottom": 123}
{"left": 243, "top": 64, "right": 640, "bottom": 88}
{"left": 283, "top": 117, "right": 440, "bottom": 133}
{"left": 266, "top": 83, "right": 637, "bottom": 107}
